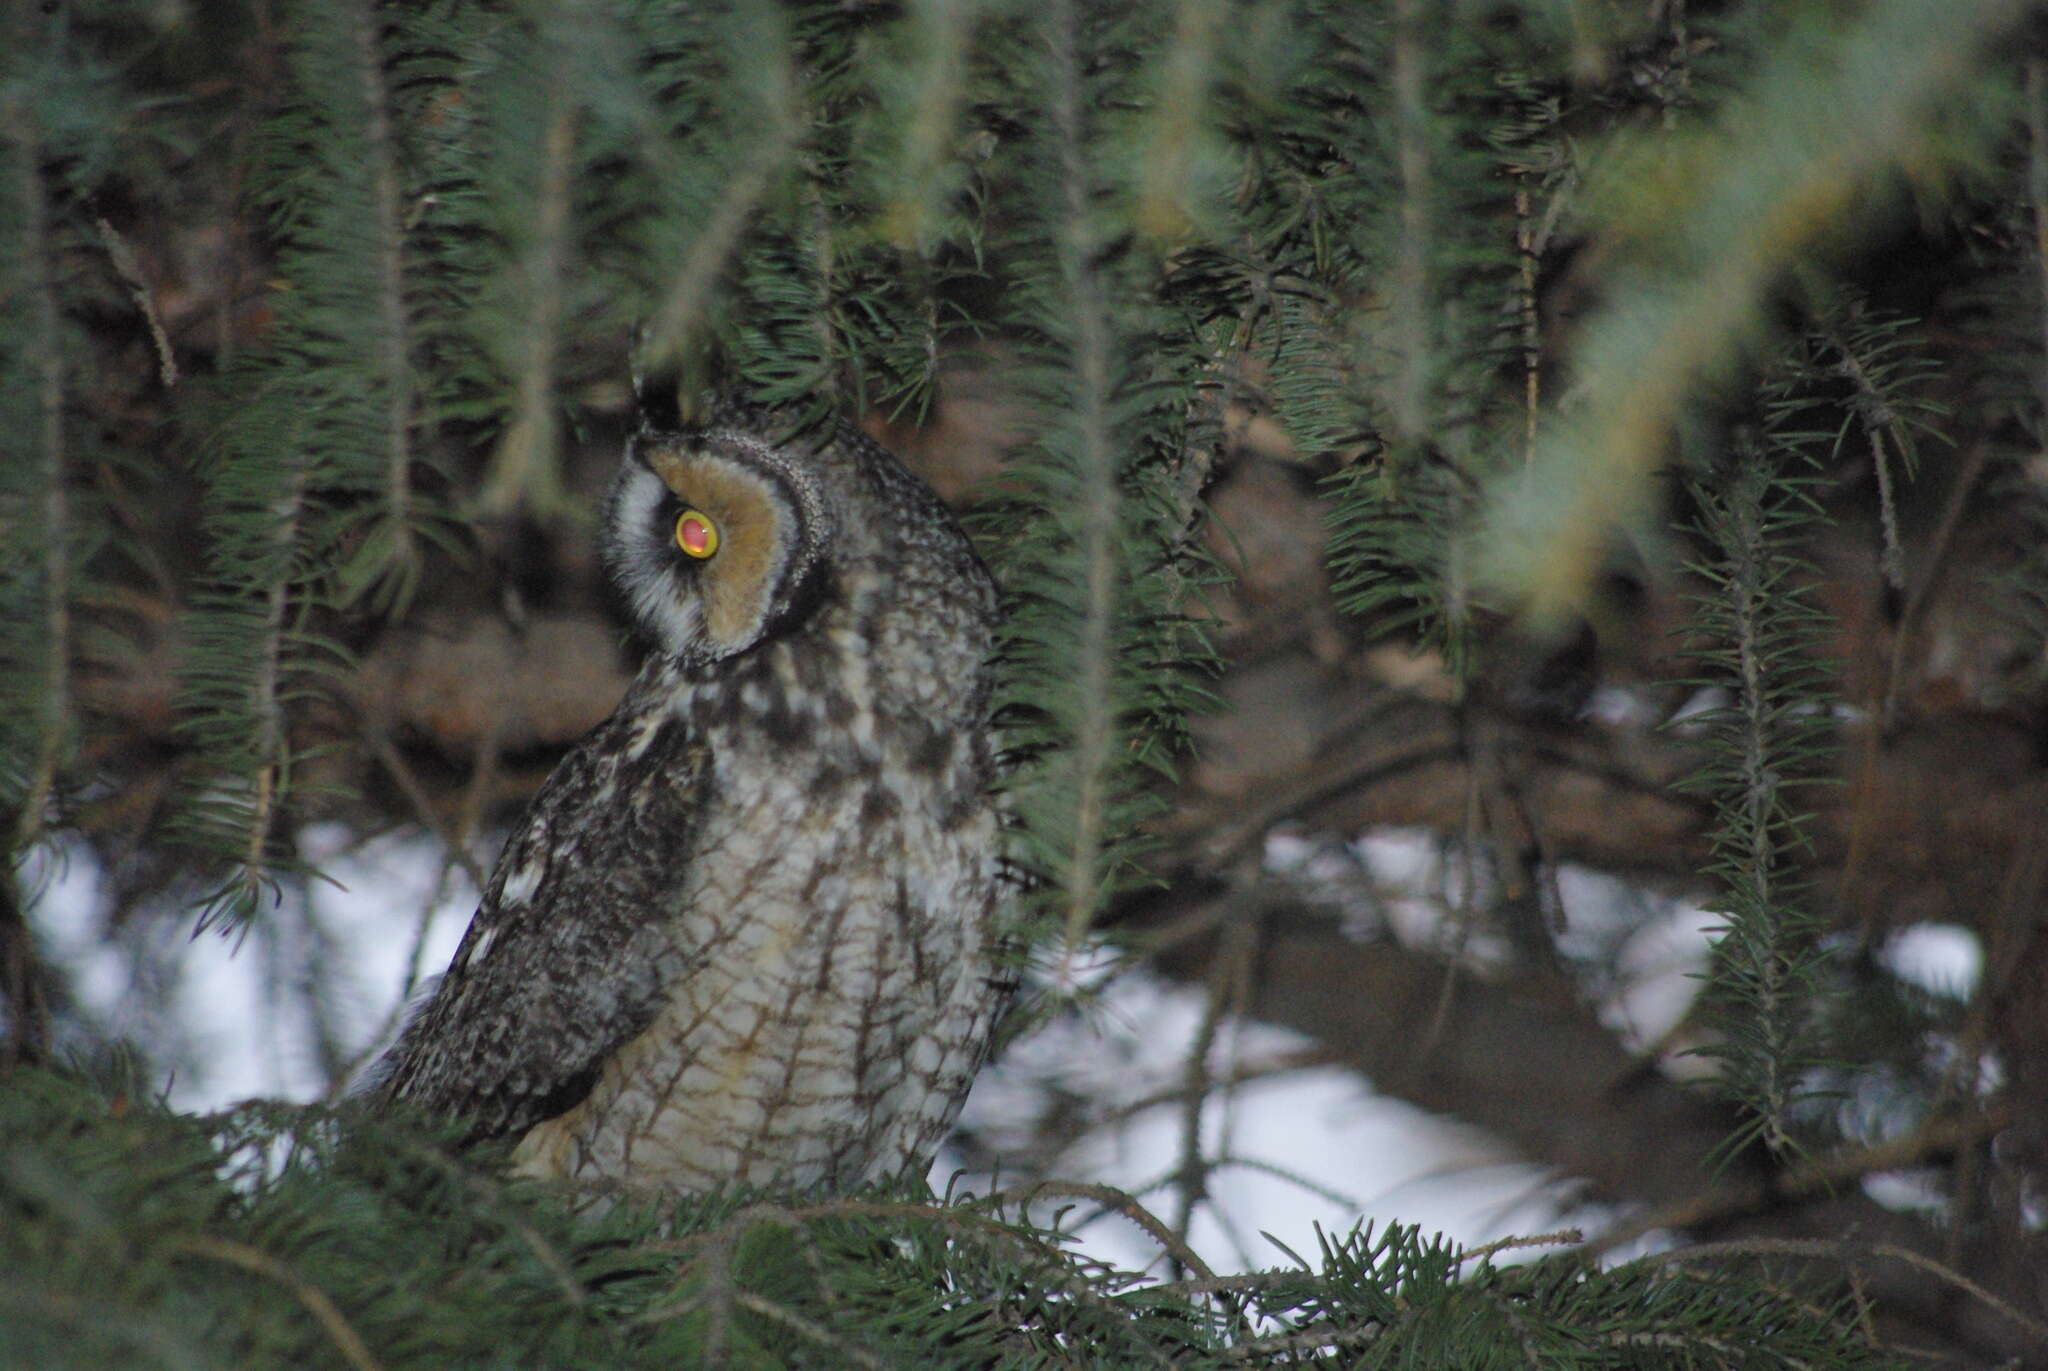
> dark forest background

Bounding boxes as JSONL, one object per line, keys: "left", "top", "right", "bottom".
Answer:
{"left": 6, "top": 0, "right": 2048, "bottom": 1365}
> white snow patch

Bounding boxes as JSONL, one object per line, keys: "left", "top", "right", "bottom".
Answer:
{"left": 1878, "top": 924, "right": 1982, "bottom": 1001}
{"left": 1600, "top": 901, "right": 1718, "bottom": 1073}
{"left": 20, "top": 830, "right": 482, "bottom": 1110}
{"left": 941, "top": 966, "right": 1576, "bottom": 1278}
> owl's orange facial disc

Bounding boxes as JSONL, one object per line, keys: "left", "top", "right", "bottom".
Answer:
{"left": 674, "top": 509, "right": 719, "bottom": 559}
{"left": 643, "top": 443, "right": 795, "bottom": 657}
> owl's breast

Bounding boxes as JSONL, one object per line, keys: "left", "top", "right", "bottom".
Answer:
{"left": 511, "top": 644, "right": 1003, "bottom": 1193}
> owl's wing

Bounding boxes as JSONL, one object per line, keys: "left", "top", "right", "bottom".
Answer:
{"left": 371, "top": 684, "right": 707, "bottom": 1145}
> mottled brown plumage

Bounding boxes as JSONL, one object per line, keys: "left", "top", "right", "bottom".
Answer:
{"left": 370, "top": 408, "right": 1007, "bottom": 1195}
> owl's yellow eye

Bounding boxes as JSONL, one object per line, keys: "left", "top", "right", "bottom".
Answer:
{"left": 674, "top": 508, "right": 719, "bottom": 559}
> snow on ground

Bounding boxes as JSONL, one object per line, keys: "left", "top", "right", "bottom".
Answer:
{"left": 19, "top": 829, "right": 474, "bottom": 1110}
{"left": 16, "top": 826, "right": 1981, "bottom": 1277}
{"left": 941, "top": 968, "right": 1583, "bottom": 1276}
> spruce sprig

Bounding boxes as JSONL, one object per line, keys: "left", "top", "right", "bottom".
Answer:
{"left": 1312, "top": 8, "right": 1540, "bottom": 673}
{"left": 171, "top": 0, "right": 454, "bottom": 925}
{"left": 1799, "top": 287, "right": 1949, "bottom": 597}
{"left": 1675, "top": 421, "right": 1838, "bottom": 1160}
{"left": 977, "top": 2, "right": 1215, "bottom": 967}
{"left": 0, "top": 11, "right": 124, "bottom": 853}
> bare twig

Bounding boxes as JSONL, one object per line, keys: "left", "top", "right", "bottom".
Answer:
{"left": 95, "top": 216, "right": 178, "bottom": 387}
{"left": 1157, "top": 693, "right": 1454, "bottom": 872}
{"left": 1840, "top": 440, "right": 1992, "bottom": 927}
{"left": 1000, "top": 1180, "right": 1218, "bottom": 1283}
{"left": 1089, "top": 1046, "right": 1343, "bottom": 1128}
{"left": 1457, "top": 1227, "right": 1584, "bottom": 1266}
{"left": 2028, "top": 58, "right": 2048, "bottom": 419}
{"left": 371, "top": 735, "right": 488, "bottom": 891}
{"left": 0, "top": 870, "right": 51, "bottom": 1069}
{"left": 1170, "top": 884, "right": 1259, "bottom": 1269}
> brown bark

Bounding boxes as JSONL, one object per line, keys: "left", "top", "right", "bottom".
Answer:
{"left": 70, "top": 570, "right": 2048, "bottom": 942}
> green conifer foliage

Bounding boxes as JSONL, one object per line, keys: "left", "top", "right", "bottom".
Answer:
{"left": 1, "top": 8, "right": 125, "bottom": 855}
{"left": 8, "top": 0, "right": 2048, "bottom": 1361}
{"left": 977, "top": 1, "right": 1218, "bottom": 963}
{"left": 1476, "top": 0, "right": 2024, "bottom": 619}
{"left": 1, "top": 1072, "right": 1904, "bottom": 1371}
{"left": 1675, "top": 431, "right": 1837, "bottom": 1159}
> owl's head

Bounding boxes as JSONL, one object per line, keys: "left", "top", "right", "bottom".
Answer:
{"left": 603, "top": 424, "right": 834, "bottom": 666}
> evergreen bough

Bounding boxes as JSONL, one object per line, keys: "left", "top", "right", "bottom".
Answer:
{"left": 2, "top": 1070, "right": 1903, "bottom": 1371}
{"left": 6, "top": 0, "right": 2045, "bottom": 1362}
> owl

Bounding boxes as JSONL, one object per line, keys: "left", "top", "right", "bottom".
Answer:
{"left": 369, "top": 405, "right": 1007, "bottom": 1196}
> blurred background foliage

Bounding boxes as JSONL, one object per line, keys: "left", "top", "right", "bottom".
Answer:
{"left": 7, "top": 0, "right": 2048, "bottom": 1364}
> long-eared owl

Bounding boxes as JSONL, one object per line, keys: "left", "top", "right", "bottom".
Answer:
{"left": 370, "top": 405, "right": 1007, "bottom": 1195}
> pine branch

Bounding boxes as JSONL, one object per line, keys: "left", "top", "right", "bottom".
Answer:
{"left": 1478, "top": 0, "right": 2029, "bottom": 620}
{"left": 8, "top": 5, "right": 2047, "bottom": 1359}
{"left": 1, "top": 1071, "right": 1908, "bottom": 1371}
{"left": 1806, "top": 291, "right": 1946, "bottom": 588}
{"left": 641, "top": 5, "right": 801, "bottom": 399}
{"left": 865, "top": 0, "right": 979, "bottom": 255}
{"left": 1131, "top": 0, "right": 1226, "bottom": 245}
{"left": 1386, "top": 0, "right": 1433, "bottom": 444}
{"left": 352, "top": 0, "right": 421, "bottom": 610}
{"left": 1, "top": 90, "right": 70, "bottom": 852}
{"left": 976, "top": 5, "right": 1215, "bottom": 977}
{"left": 1041, "top": 0, "right": 1125, "bottom": 952}
{"left": 242, "top": 470, "right": 307, "bottom": 897}
{"left": 1788, "top": 287, "right": 1946, "bottom": 722}
{"left": 1297, "top": 3, "right": 1535, "bottom": 672}
{"left": 480, "top": 68, "right": 577, "bottom": 518}
{"left": 1676, "top": 429, "right": 1837, "bottom": 1159}
{"left": 173, "top": 441, "right": 318, "bottom": 926}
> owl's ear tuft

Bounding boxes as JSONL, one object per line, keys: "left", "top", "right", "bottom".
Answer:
{"left": 632, "top": 340, "right": 725, "bottom": 433}
{"left": 633, "top": 361, "right": 683, "bottom": 434}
